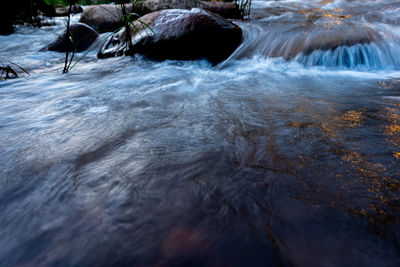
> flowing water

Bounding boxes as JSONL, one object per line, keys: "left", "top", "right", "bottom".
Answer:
{"left": 1, "top": 0, "right": 400, "bottom": 266}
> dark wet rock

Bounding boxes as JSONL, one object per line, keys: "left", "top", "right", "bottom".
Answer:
{"left": 198, "top": 1, "right": 242, "bottom": 19}
{"left": 54, "top": 4, "right": 83, "bottom": 17}
{"left": 78, "top": 1, "right": 241, "bottom": 34}
{"left": 98, "top": 8, "right": 242, "bottom": 63}
{"left": 79, "top": 4, "right": 137, "bottom": 33}
{"left": 44, "top": 23, "right": 99, "bottom": 52}
{"left": 141, "top": 0, "right": 197, "bottom": 13}
{"left": 141, "top": 0, "right": 242, "bottom": 19}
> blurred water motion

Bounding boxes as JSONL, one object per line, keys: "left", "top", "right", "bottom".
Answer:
{"left": 0, "top": 0, "right": 399, "bottom": 266}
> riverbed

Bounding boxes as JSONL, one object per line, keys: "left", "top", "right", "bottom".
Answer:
{"left": 0, "top": 0, "right": 399, "bottom": 266}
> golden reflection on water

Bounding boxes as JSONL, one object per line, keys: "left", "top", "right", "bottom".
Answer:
{"left": 339, "top": 81, "right": 400, "bottom": 235}
{"left": 288, "top": 121, "right": 317, "bottom": 128}
{"left": 298, "top": 8, "right": 351, "bottom": 28}
{"left": 289, "top": 90, "right": 400, "bottom": 235}
{"left": 379, "top": 78, "right": 400, "bottom": 89}
{"left": 336, "top": 110, "right": 364, "bottom": 128}
{"left": 379, "top": 83, "right": 400, "bottom": 162}
{"left": 321, "top": 0, "right": 334, "bottom": 5}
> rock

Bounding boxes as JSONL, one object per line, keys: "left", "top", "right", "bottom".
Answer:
{"left": 98, "top": 8, "right": 242, "bottom": 63}
{"left": 78, "top": 1, "right": 242, "bottom": 34}
{"left": 45, "top": 23, "right": 99, "bottom": 52}
{"left": 301, "top": 28, "right": 377, "bottom": 55}
{"left": 289, "top": 25, "right": 379, "bottom": 59}
{"left": 141, "top": 0, "right": 197, "bottom": 13}
{"left": 79, "top": 4, "right": 137, "bottom": 33}
{"left": 141, "top": 0, "right": 242, "bottom": 19}
{"left": 54, "top": 4, "right": 83, "bottom": 17}
{"left": 198, "top": 1, "right": 242, "bottom": 19}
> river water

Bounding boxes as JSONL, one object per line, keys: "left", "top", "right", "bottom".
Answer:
{"left": 0, "top": 0, "right": 399, "bottom": 266}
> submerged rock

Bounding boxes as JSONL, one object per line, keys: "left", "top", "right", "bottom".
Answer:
{"left": 44, "top": 23, "right": 99, "bottom": 52}
{"left": 98, "top": 8, "right": 242, "bottom": 63}
{"left": 300, "top": 28, "right": 379, "bottom": 55}
{"left": 79, "top": 4, "right": 137, "bottom": 33}
{"left": 244, "top": 22, "right": 381, "bottom": 61}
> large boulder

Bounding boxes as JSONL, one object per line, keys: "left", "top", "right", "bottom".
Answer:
{"left": 98, "top": 8, "right": 242, "bottom": 63}
{"left": 79, "top": 4, "right": 137, "bottom": 33}
{"left": 78, "top": 1, "right": 242, "bottom": 34}
{"left": 44, "top": 23, "right": 99, "bottom": 52}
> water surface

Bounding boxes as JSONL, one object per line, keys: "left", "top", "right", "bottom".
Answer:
{"left": 0, "top": 0, "right": 400, "bottom": 266}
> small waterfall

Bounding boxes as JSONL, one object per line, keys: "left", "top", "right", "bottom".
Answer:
{"left": 295, "top": 42, "right": 400, "bottom": 70}
{"left": 225, "top": 0, "right": 400, "bottom": 70}
{"left": 227, "top": 21, "right": 400, "bottom": 70}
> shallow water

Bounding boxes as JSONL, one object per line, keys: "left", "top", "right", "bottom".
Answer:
{"left": 0, "top": 1, "right": 400, "bottom": 266}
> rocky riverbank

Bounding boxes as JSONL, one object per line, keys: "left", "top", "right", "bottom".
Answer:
{"left": 43, "top": 0, "right": 245, "bottom": 63}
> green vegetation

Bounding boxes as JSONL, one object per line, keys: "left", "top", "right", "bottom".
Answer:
{"left": 0, "top": 61, "right": 30, "bottom": 80}
{"left": 44, "top": 0, "right": 68, "bottom": 7}
{"left": 62, "top": 0, "right": 75, "bottom": 73}
{"left": 118, "top": 0, "right": 154, "bottom": 55}
{"left": 234, "top": 0, "right": 251, "bottom": 16}
{"left": 63, "top": 0, "right": 153, "bottom": 73}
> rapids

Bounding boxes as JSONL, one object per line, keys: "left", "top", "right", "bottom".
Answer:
{"left": 0, "top": 0, "right": 399, "bottom": 266}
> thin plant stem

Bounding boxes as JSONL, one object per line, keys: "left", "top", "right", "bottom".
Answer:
{"left": 62, "top": 1, "right": 72, "bottom": 73}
